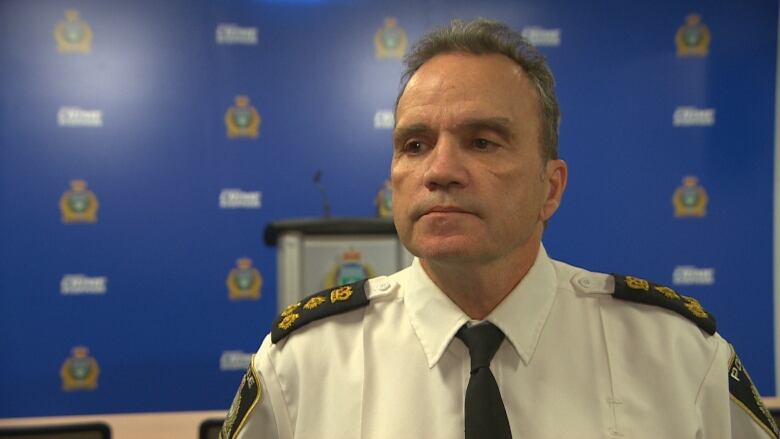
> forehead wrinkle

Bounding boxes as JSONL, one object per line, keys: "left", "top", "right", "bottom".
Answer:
{"left": 395, "top": 114, "right": 516, "bottom": 140}
{"left": 396, "top": 54, "right": 538, "bottom": 144}
{"left": 397, "top": 68, "right": 460, "bottom": 120}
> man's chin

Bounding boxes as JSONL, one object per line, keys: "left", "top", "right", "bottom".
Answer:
{"left": 407, "top": 238, "right": 482, "bottom": 263}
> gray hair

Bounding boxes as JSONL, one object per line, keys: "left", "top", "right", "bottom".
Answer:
{"left": 396, "top": 18, "right": 561, "bottom": 161}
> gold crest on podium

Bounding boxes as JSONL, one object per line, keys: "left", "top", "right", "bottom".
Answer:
{"left": 325, "top": 249, "right": 375, "bottom": 289}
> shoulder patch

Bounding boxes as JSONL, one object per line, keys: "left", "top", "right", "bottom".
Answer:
{"left": 611, "top": 274, "right": 716, "bottom": 335}
{"left": 271, "top": 280, "right": 369, "bottom": 343}
{"left": 729, "top": 348, "right": 780, "bottom": 439}
{"left": 221, "top": 355, "right": 262, "bottom": 439}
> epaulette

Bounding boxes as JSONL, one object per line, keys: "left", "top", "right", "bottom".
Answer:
{"left": 611, "top": 274, "right": 716, "bottom": 335}
{"left": 271, "top": 280, "right": 369, "bottom": 343}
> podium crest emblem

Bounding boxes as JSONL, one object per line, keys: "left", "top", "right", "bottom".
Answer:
{"left": 326, "top": 249, "right": 375, "bottom": 288}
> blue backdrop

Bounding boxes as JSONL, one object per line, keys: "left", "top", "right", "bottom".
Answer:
{"left": 0, "top": 0, "right": 777, "bottom": 417}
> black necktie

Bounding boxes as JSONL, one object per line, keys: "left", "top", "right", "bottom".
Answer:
{"left": 457, "top": 323, "right": 512, "bottom": 439}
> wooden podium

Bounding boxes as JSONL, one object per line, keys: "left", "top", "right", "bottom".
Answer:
{"left": 265, "top": 218, "right": 413, "bottom": 311}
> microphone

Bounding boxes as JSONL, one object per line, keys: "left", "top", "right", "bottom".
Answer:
{"left": 313, "top": 170, "right": 332, "bottom": 218}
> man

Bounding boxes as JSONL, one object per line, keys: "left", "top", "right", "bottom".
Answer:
{"left": 221, "top": 19, "right": 778, "bottom": 439}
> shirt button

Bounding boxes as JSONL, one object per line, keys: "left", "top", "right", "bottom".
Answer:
{"left": 578, "top": 277, "right": 592, "bottom": 288}
{"left": 377, "top": 281, "right": 391, "bottom": 291}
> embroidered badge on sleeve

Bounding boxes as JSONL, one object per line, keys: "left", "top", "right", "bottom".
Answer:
{"left": 728, "top": 349, "right": 780, "bottom": 439}
{"left": 221, "top": 355, "right": 263, "bottom": 439}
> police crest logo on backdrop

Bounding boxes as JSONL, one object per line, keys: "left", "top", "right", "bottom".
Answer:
{"left": 676, "top": 13, "right": 710, "bottom": 57}
{"left": 60, "top": 346, "right": 100, "bottom": 391}
{"left": 227, "top": 258, "right": 263, "bottom": 300}
{"left": 375, "top": 17, "right": 407, "bottom": 59}
{"left": 54, "top": 9, "right": 93, "bottom": 54}
{"left": 60, "top": 180, "right": 99, "bottom": 224}
{"left": 375, "top": 179, "right": 393, "bottom": 219}
{"left": 673, "top": 176, "right": 708, "bottom": 218}
{"left": 225, "top": 96, "right": 261, "bottom": 139}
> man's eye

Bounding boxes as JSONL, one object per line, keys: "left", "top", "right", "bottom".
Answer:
{"left": 403, "top": 141, "right": 425, "bottom": 154}
{"left": 473, "top": 138, "right": 495, "bottom": 150}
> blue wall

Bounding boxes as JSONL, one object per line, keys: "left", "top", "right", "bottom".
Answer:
{"left": 0, "top": 0, "right": 777, "bottom": 417}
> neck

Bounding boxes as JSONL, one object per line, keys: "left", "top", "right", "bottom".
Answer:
{"left": 420, "top": 232, "right": 542, "bottom": 320}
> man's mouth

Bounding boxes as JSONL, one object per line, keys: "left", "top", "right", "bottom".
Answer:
{"left": 421, "top": 206, "right": 474, "bottom": 218}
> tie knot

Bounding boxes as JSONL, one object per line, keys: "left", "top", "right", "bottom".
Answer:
{"left": 457, "top": 323, "right": 505, "bottom": 372}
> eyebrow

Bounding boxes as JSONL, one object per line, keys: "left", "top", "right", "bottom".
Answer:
{"left": 393, "top": 117, "right": 515, "bottom": 143}
{"left": 460, "top": 117, "right": 514, "bottom": 141}
{"left": 393, "top": 123, "right": 429, "bottom": 144}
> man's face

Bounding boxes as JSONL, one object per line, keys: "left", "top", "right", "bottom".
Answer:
{"left": 391, "top": 52, "right": 566, "bottom": 265}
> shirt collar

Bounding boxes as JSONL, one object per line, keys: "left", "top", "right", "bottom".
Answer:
{"left": 403, "top": 245, "right": 559, "bottom": 368}
{"left": 488, "top": 245, "right": 558, "bottom": 365}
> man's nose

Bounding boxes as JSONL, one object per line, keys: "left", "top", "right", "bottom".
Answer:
{"left": 423, "top": 137, "right": 469, "bottom": 191}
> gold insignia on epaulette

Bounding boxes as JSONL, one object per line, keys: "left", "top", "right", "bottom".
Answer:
{"left": 625, "top": 276, "right": 650, "bottom": 291}
{"left": 330, "top": 285, "right": 353, "bottom": 303}
{"left": 278, "top": 313, "right": 299, "bottom": 330}
{"left": 682, "top": 295, "right": 708, "bottom": 318}
{"left": 655, "top": 286, "right": 680, "bottom": 300}
{"left": 304, "top": 296, "right": 326, "bottom": 310}
{"left": 271, "top": 281, "right": 370, "bottom": 344}
{"left": 281, "top": 302, "right": 300, "bottom": 317}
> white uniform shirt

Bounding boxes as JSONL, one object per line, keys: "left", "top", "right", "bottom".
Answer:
{"left": 226, "top": 246, "right": 777, "bottom": 439}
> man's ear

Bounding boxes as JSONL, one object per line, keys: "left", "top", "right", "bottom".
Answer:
{"left": 540, "top": 159, "right": 568, "bottom": 222}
